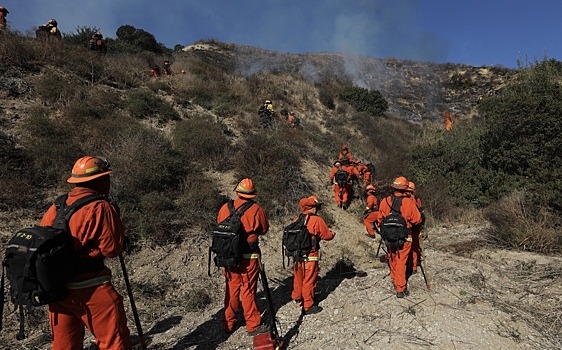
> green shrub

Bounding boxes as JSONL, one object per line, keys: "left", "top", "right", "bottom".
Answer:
{"left": 20, "top": 107, "right": 82, "bottom": 185}
{"left": 35, "top": 72, "right": 85, "bottom": 106}
{"left": 338, "top": 86, "right": 388, "bottom": 117}
{"left": 479, "top": 58, "right": 562, "bottom": 213}
{"left": 178, "top": 171, "right": 225, "bottom": 234}
{"left": 0, "top": 132, "right": 37, "bottom": 210}
{"left": 125, "top": 89, "right": 179, "bottom": 121}
{"left": 134, "top": 191, "right": 179, "bottom": 244}
{"left": 171, "top": 114, "right": 233, "bottom": 169}
{"left": 232, "top": 130, "right": 310, "bottom": 218}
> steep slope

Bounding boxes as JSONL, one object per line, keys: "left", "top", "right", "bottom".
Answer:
{"left": 1, "top": 42, "right": 559, "bottom": 350}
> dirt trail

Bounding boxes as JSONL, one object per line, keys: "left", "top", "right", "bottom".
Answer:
{"left": 1, "top": 161, "right": 561, "bottom": 350}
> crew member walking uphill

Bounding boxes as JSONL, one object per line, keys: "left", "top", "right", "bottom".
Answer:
{"left": 40, "top": 156, "right": 131, "bottom": 350}
{"left": 291, "top": 196, "right": 335, "bottom": 315}
{"left": 217, "top": 178, "right": 270, "bottom": 336}
{"left": 377, "top": 176, "right": 421, "bottom": 298}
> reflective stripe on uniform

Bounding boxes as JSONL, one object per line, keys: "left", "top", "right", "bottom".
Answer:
{"left": 242, "top": 253, "right": 259, "bottom": 259}
{"left": 66, "top": 275, "right": 111, "bottom": 289}
{"left": 303, "top": 256, "right": 319, "bottom": 262}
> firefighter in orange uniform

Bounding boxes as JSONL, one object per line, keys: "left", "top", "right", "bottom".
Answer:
{"left": 406, "top": 181, "right": 424, "bottom": 274}
{"left": 363, "top": 184, "right": 379, "bottom": 238}
{"left": 40, "top": 156, "right": 131, "bottom": 350}
{"left": 291, "top": 196, "right": 335, "bottom": 315}
{"left": 337, "top": 144, "right": 353, "bottom": 162}
{"left": 377, "top": 176, "right": 422, "bottom": 298}
{"left": 354, "top": 160, "right": 371, "bottom": 186}
{"left": 217, "top": 178, "right": 269, "bottom": 336}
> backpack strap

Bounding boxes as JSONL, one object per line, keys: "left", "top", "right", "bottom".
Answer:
{"left": 389, "top": 195, "right": 403, "bottom": 214}
{"left": 52, "top": 193, "right": 106, "bottom": 230}
{"left": 231, "top": 200, "right": 255, "bottom": 217}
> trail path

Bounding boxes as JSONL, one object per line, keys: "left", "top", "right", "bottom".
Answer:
{"left": 1, "top": 156, "right": 561, "bottom": 350}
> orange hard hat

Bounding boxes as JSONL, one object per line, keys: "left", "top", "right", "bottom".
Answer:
{"left": 341, "top": 144, "right": 348, "bottom": 150}
{"left": 67, "top": 156, "right": 112, "bottom": 184}
{"left": 407, "top": 181, "right": 416, "bottom": 192}
{"left": 391, "top": 176, "right": 409, "bottom": 190}
{"left": 234, "top": 178, "right": 256, "bottom": 199}
{"left": 366, "top": 184, "right": 376, "bottom": 192}
{"left": 299, "top": 195, "right": 323, "bottom": 212}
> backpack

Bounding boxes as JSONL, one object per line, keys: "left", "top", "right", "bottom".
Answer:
{"left": 380, "top": 196, "right": 409, "bottom": 249}
{"left": 209, "top": 200, "right": 255, "bottom": 271}
{"left": 282, "top": 214, "right": 314, "bottom": 266}
{"left": 366, "top": 163, "right": 376, "bottom": 177}
{"left": 334, "top": 169, "right": 348, "bottom": 186}
{"left": 1, "top": 193, "right": 105, "bottom": 339}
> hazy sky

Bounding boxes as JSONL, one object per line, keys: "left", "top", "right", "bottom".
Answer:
{"left": 3, "top": 0, "right": 560, "bottom": 68}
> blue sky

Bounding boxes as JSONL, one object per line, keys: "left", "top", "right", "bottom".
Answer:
{"left": 3, "top": 0, "right": 561, "bottom": 68}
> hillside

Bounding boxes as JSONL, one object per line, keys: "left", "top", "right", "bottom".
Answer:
{"left": 1, "top": 37, "right": 561, "bottom": 350}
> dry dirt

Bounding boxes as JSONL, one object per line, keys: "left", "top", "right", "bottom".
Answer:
{"left": 1, "top": 160, "right": 561, "bottom": 350}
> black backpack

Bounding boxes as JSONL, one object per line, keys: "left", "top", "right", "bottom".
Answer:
{"left": 334, "top": 169, "right": 348, "bottom": 186}
{"left": 366, "top": 163, "right": 376, "bottom": 177}
{"left": 282, "top": 214, "right": 315, "bottom": 267}
{"left": 209, "top": 200, "right": 255, "bottom": 271}
{"left": 380, "top": 196, "right": 409, "bottom": 249}
{"left": 1, "top": 193, "right": 105, "bottom": 339}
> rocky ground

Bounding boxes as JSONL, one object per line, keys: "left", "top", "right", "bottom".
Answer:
{"left": 2, "top": 161, "right": 560, "bottom": 350}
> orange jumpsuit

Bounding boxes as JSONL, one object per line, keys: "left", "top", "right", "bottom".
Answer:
{"left": 217, "top": 198, "right": 269, "bottom": 334}
{"left": 408, "top": 195, "right": 424, "bottom": 272}
{"left": 356, "top": 162, "right": 371, "bottom": 186}
{"left": 291, "top": 214, "right": 334, "bottom": 311}
{"left": 363, "top": 193, "right": 379, "bottom": 237}
{"left": 377, "top": 193, "right": 421, "bottom": 293}
{"left": 40, "top": 187, "right": 131, "bottom": 350}
{"left": 329, "top": 166, "right": 347, "bottom": 206}
{"left": 337, "top": 150, "right": 353, "bottom": 162}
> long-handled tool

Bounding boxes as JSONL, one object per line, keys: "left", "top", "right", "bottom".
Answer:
{"left": 418, "top": 256, "right": 430, "bottom": 290}
{"left": 119, "top": 253, "right": 147, "bottom": 350}
{"left": 254, "top": 258, "right": 282, "bottom": 350}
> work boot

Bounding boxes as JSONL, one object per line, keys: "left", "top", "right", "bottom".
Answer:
{"left": 396, "top": 289, "right": 410, "bottom": 298}
{"left": 293, "top": 298, "right": 303, "bottom": 306}
{"left": 303, "top": 305, "right": 323, "bottom": 315}
{"left": 247, "top": 324, "right": 269, "bottom": 336}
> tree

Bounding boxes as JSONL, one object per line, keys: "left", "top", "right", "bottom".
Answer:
{"left": 479, "top": 58, "right": 562, "bottom": 212}
{"left": 115, "top": 24, "right": 166, "bottom": 54}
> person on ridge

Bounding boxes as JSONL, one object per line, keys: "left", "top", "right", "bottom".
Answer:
{"left": 162, "top": 60, "right": 172, "bottom": 75}
{"left": 217, "top": 178, "right": 270, "bottom": 336}
{"left": 0, "top": 6, "right": 9, "bottom": 32}
{"left": 88, "top": 31, "right": 107, "bottom": 54}
{"left": 258, "top": 99, "right": 275, "bottom": 128}
{"left": 43, "top": 18, "right": 62, "bottom": 39}
{"left": 291, "top": 195, "right": 335, "bottom": 315}
{"left": 406, "top": 181, "right": 425, "bottom": 274}
{"left": 377, "top": 176, "right": 422, "bottom": 298}
{"left": 363, "top": 184, "right": 380, "bottom": 238}
{"left": 40, "top": 156, "right": 132, "bottom": 349}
